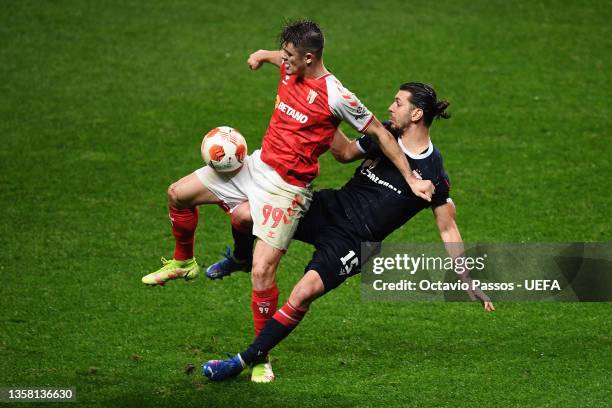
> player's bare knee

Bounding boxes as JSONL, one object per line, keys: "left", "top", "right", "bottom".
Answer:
{"left": 289, "top": 288, "right": 315, "bottom": 310}
{"left": 167, "top": 183, "right": 180, "bottom": 208}
{"left": 289, "top": 275, "right": 324, "bottom": 309}
{"left": 167, "top": 183, "right": 189, "bottom": 209}
{"left": 251, "top": 262, "right": 276, "bottom": 289}
{"left": 289, "top": 288, "right": 314, "bottom": 310}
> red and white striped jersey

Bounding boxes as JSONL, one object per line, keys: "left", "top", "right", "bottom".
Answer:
{"left": 260, "top": 64, "right": 373, "bottom": 187}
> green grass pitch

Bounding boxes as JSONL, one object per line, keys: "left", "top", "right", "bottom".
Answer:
{"left": 1, "top": 0, "right": 610, "bottom": 406}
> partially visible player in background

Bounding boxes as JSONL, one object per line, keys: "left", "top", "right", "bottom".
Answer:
{"left": 202, "top": 82, "right": 494, "bottom": 382}
{"left": 141, "top": 20, "right": 434, "bottom": 382}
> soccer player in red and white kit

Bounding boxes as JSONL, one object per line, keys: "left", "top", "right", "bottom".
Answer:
{"left": 141, "top": 20, "right": 433, "bottom": 382}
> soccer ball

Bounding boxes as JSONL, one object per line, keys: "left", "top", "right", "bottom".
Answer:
{"left": 201, "top": 126, "right": 248, "bottom": 172}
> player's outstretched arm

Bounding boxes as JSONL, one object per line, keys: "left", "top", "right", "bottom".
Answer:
{"left": 364, "top": 118, "right": 434, "bottom": 201}
{"left": 433, "top": 203, "right": 495, "bottom": 312}
{"left": 329, "top": 129, "right": 364, "bottom": 163}
{"left": 247, "top": 50, "right": 283, "bottom": 69}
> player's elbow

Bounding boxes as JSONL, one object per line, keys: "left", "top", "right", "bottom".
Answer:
{"left": 331, "top": 142, "right": 361, "bottom": 163}
{"left": 331, "top": 147, "right": 351, "bottom": 163}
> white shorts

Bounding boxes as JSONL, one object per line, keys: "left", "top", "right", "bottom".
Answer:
{"left": 195, "top": 150, "right": 312, "bottom": 251}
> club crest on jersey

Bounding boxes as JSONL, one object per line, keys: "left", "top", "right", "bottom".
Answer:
{"left": 362, "top": 158, "right": 380, "bottom": 170}
{"left": 307, "top": 89, "right": 318, "bottom": 104}
{"left": 277, "top": 101, "right": 308, "bottom": 124}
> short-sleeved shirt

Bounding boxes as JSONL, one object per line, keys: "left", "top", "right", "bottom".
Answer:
{"left": 333, "top": 123, "right": 451, "bottom": 241}
{"left": 260, "top": 64, "right": 373, "bottom": 187}
{"left": 291, "top": 126, "right": 451, "bottom": 291}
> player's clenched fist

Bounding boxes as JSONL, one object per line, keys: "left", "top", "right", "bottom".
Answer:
{"left": 247, "top": 50, "right": 266, "bottom": 70}
{"left": 410, "top": 178, "right": 435, "bottom": 202}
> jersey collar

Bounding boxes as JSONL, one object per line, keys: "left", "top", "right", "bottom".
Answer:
{"left": 398, "top": 138, "right": 434, "bottom": 160}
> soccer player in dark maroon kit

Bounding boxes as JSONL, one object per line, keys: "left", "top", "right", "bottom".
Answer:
{"left": 202, "top": 82, "right": 494, "bottom": 381}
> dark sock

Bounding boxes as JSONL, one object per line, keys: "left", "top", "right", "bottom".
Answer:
{"left": 232, "top": 226, "right": 255, "bottom": 262}
{"left": 240, "top": 302, "right": 307, "bottom": 365}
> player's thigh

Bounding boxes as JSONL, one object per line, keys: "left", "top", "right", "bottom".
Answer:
{"left": 294, "top": 189, "right": 344, "bottom": 245}
{"left": 307, "top": 230, "right": 362, "bottom": 293}
{"left": 293, "top": 191, "right": 327, "bottom": 245}
{"left": 244, "top": 150, "right": 312, "bottom": 251}
{"left": 232, "top": 201, "right": 253, "bottom": 226}
{"left": 168, "top": 173, "right": 222, "bottom": 208}
{"left": 249, "top": 191, "right": 310, "bottom": 251}
{"left": 194, "top": 162, "right": 252, "bottom": 212}
{"left": 251, "top": 239, "right": 284, "bottom": 290}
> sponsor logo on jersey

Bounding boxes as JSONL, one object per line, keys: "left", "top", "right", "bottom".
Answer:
{"left": 307, "top": 89, "right": 318, "bottom": 104}
{"left": 360, "top": 166, "right": 402, "bottom": 194}
{"left": 277, "top": 101, "right": 309, "bottom": 124}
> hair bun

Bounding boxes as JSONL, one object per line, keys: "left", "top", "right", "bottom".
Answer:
{"left": 435, "top": 100, "right": 451, "bottom": 119}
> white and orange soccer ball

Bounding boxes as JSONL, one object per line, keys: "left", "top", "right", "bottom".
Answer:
{"left": 201, "top": 126, "right": 248, "bottom": 172}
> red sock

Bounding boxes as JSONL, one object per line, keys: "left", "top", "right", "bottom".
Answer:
{"left": 169, "top": 206, "right": 199, "bottom": 261}
{"left": 273, "top": 301, "right": 307, "bottom": 328}
{"left": 251, "top": 283, "right": 279, "bottom": 337}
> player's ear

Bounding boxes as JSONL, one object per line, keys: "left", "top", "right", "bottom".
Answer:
{"left": 411, "top": 107, "right": 424, "bottom": 123}
{"left": 304, "top": 52, "right": 314, "bottom": 65}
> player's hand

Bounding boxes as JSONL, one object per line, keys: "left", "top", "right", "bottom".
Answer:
{"left": 458, "top": 269, "right": 494, "bottom": 312}
{"left": 408, "top": 178, "right": 434, "bottom": 202}
{"left": 466, "top": 284, "right": 495, "bottom": 312}
{"left": 247, "top": 50, "right": 265, "bottom": 70}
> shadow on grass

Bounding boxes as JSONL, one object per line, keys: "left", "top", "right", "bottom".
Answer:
{"left": 103, "top": 373, "right": 358, "bottom": 407}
